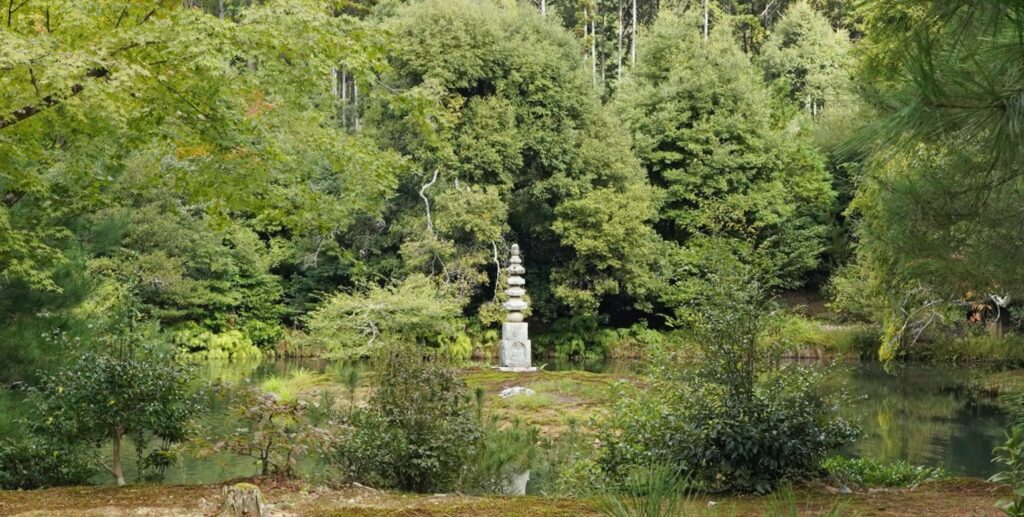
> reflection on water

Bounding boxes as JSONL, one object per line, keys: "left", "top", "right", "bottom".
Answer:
{"left": 0, "top": 357, "right": 1014, "bottom": 484}
{"left": 836, "top": 363, "right": 1009, "bottom": 478}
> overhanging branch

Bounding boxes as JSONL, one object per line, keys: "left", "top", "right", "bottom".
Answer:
{"left": 0, "top": 68, "right": 109, "bottom": 131}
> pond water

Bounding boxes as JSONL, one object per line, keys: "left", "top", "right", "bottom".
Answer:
{"left": 0, "top": 358, "right": 1013, "bottom": 484}
{"left": 836, "top": 362, "right": 1009, "bottom": 478}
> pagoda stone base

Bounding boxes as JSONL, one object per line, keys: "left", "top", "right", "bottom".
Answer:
{"left": 498, "top": 322, "right": 533, "bottom": 369}
{"left": 495, "top": 366, "right": 537, "bottom": 372}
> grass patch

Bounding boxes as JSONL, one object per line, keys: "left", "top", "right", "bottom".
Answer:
{"left": 462, "top": 369, "right": 630, "bottom": 434}
{"left": 493, "top": 392, "right": 557, "bottom": 410}
{"left": 921, "top": 334, "right": 1024, "bottom": 365}
{"left": 982, "top": 369, "right": 1024, "bottom": 396}
{"left": 774, "top": 315, "right": 880, "bottom": 359}
{"left": 259, "top": 368, "right": 332, "bottom": 401}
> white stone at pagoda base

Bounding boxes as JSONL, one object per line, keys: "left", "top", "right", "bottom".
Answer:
{"left": 497, "top": 322, "right": 535, "bottom": 371}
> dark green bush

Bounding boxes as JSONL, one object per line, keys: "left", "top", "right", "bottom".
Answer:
{"left": 0, "top": 437, "right": 96, "bottom": 489}
{"left": 598, "top": 265, "right": 858, "bottom": 494}
{"left": 32, "top": 344, "right": 199, "bottom": 486}
{"left": 327, "top": 346, "right": 482, "bottom": 492}
{"left": 600, "top": 366, "right": 858, "bottom": 494}
{"left": 328, "top": 408, "right": 408, "bottom": 488}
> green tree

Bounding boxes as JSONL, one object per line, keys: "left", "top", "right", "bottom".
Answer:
{"left": 761, "top": 0, "right": 853, "bottom": 115}
{"left": 842, "top": 1, "right": 1024, "bottom": 358}
{"left": 616, "top": 12, "right": 835, "bottom": 295}
{"left": 304, "top": 274, "right": 465, "bottom": 357}
{"left": 364, "top": 0, "right": 662, "bottom": 322}
{"left": 1, "top": 1, "right": 402, "bottom": 367}
{"left": 33, "top": 344, "right": 198, "bottom": 486}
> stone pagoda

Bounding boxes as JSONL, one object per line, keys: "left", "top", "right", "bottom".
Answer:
{"left": 498, "top": 244, "right": 535, "bottom": 371}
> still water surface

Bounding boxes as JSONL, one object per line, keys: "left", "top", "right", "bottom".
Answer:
{"left": 838, "top": 362, "right": 1008, "bottom": 478}
{"left": 1, "top": 358, "right": 1012, "bottom": 484}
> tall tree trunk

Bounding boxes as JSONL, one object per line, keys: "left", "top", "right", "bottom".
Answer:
{"left": 111, "top": 427, "right": 126, "bottom": 486}
{"left": 353, "top": 79, "right": 360, "bottom": 131}
{"left": 541, "top": 0, "right": 546, "bottom": 16}
{"left": 703, "top": 0, "right": 709, "bottom": 42}
{"left": 630, "top": 0, "right": 637, "bottom": 64}
{"left": 588, "top": 8, "right": 597, "bottom": 89}
{"left": 617, "top": 3, "right": 624, "bottom": 81}
{"left": 218, "top": 0, "right": 225, "bottom": 20}
{"left": 597, "top": 0, "right": 605, "bottom": 90}
{"left": 341, "top": 68, "right": 348, "bottom": 128}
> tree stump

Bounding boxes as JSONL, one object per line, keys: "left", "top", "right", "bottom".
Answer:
{"left": 218, "top": 483, "right": 265, "bottom": 517}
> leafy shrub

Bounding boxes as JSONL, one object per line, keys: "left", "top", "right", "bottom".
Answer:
{"left": 598, "top": 266, "right": 858, "bottom": 493}
{"left": 32, "top": 345, "right": 198, "bottom": 486}
{"left": 202, "top": 386, "right": 329, "bottom": 478}
{"left": 327, "top": 346, "right": 482, "bottom": 492}
{"left": 991, "top": 428, "right": 1024, "bottom": 516}
{"left": 0, "top": 437, "right": 96, "bottom": 489}
{"left": 304, "top": 275, "right": 465, "bottom": 358}
{"left": 173, "top": 327, "right": 262, "bottom": 361}
{"left": 822, "top": 456, "right": 946, "bottom": 487}
{"left": 328, "top": 408, "right": 408, "bottom": 488}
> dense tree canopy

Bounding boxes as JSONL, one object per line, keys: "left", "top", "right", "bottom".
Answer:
{"left": 1, "top": 0, "right": 1016, "bottom": 368}
{"left": 364, "top": 0, "right": 662, "bottom": 322}
{"left": 616, "top": 12, "right": 834, "bottom": 295}
{"left": 0, "top": 0, "right": 400, "bottom": 378}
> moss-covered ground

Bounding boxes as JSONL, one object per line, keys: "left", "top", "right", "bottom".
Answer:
{"left": 0, "top": 478, "right": 1007, "bottom": 516}
{"left": 464, "top": 368, "right": 634, "bottom": 434}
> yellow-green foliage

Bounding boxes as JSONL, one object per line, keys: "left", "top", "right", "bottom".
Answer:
{"left": 304, "top": 274, "right": 464, "bottom": 358}
{"left": 174, "top": 329, "right": 262, "bottom": 361}
{"left": 773, "top": 315, "right": 880, "bottom": 357}
{"left": 439, "top": 332, "right": 474, "bottom": 361}
{"left": 822, "top": 456, "right": 946, "bottom": 487}
{"left": 259, "top": 368, "right": 331, "bottom": 402}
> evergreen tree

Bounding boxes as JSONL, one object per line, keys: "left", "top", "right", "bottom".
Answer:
{"left": 616, "top": 12, "right": 834, "bottom": 296}
{"left": 761, "top": 0, "right": 853, "bottom": 115}
{"left": 843, "top": 0, "right": 1024, "bottom": 358}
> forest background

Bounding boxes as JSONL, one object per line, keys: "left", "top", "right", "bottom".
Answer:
{"left": 2, "top": 0, "right": 1019, "bottom": 381}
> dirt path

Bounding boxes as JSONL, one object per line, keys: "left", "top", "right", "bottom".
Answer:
{"left": 0, "top": 479, "right": 1009, "bottom": 516}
